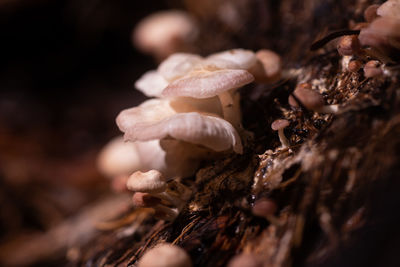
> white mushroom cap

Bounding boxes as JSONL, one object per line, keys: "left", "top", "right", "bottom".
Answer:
{"left": 127, "top": 170, "right": 167, "bottom": 193}
{"left": 116, "top": 99, "right": 176, "bottom": 135}
{"left": 97, "top": 136, "right": 141, "bottom": 178}
{"left": 116, "top": 98, "right": 224, "bottom": 138}
{"left": 377, "top": 0, "right": 400, "bottom": 19}
{"left": 138, "top": 243, "right": 192, "bottom": 267}
{"left": 162, "top": 69, "right": 254, "bottom": 99}
{"left": 133, "top": 10, "right": 198, "bottom": 60}
{"left": 120, "top": 112, "right": 243, "bottom": 154}
{"left": 157, "top": 53, "right": 203, "bottom": 82}
{"left": 205, "top": 49, "right": 257, "bottom": 70}
{"left": 135, "top": 70, "right": 169, "bottom": 97}
{"left": 249, "top": 49, "right": 282, "bottom": 83}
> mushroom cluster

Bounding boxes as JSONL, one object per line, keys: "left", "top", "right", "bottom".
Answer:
{"left": 336, "top": 0, "right": 400, "bottom": 76}
{"left": 98, "top": 48, "right": 281, "bottom": 220}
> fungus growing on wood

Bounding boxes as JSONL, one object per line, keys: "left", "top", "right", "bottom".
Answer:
{"left": 271, "top": 119, "right": 290, "bottom": 148}
{"left": 289, "top": 83, "right": 338, "bottom": 114}
{"left": 363, "top": 60, "right": 383, "bottom": 77}
{"left": 358, "top": 1, "right": 400, "bottom": 61}
{"left": 128, "top": 170, "right": 192, "bottom": 221}
{"left": 337, "top": 35, "right": 361, "bottom": 56}
{"left": 133, "top": 10, "right": 198, "bottom": 60}
{"left": 97, "top": 137, "right": 169, "bottom": 190}
{"left": 162, "top": 68, "right": 254, "bottom": 129}
{"left": 250, "top": 49, "right": 282, "bottom": 83}
{"left": 127, "top": 170, "right": 167, "bottom": 193}
{"left": 137, "top": 243, "right": 192, "bottom": 267}
{"left": 348, "top": 60, "right": 362, "bottom": 72}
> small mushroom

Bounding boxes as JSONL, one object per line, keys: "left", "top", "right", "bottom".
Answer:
{"left": 133, "top": 10, "right": 198, "bottom": 60}
{"left": 337, "top": 35, "right": 361, "bottom": 56}
{"left": 127, "top": 170, "right": 167, "bottom": 193}
{"left": 364, "top": 60, "right": 383, "bottom": 77}
{"left": 97, "top": 137, "right": 167, "bottom": 179}
{"left": 249, "top": 49, "right": 282, "bottom": 83}
{"left": 205, "top": 48, "right": 258, "bottom": 70}
{"left": 358, "top": 17, "right": 400, "bottom": 60}
{"left": 162, "top": 69, "right": 254, "bottom": 128}
{"left": 137, "top": 243, "right": 192, "bottom": 267}
{"left": 288, "top": 83, "right": 339, "bottom": 114}
{"left": 128, "top": 170, "right": 192, "bottom": 220}
{"left": 271, "top": 119, "right": 290, "bottom": 148}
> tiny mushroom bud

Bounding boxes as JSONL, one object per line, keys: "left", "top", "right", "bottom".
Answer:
{"left": 162, "top": 68, "right": 254, "bottom": 129}
{"left": 289, "top": 83, "right": 338, "bottom": 114}
{"left": 137, "top": 243, "right": 192, "bottom": 267}
{"left": 364, "top": 60, "right": 383, "bottom": 77}
{"left": 127, "top": 170, "right": 167, "bottom": 194}
{"left": 133, "top": 10, "right": 198, "bottom": 60}
{"left": 364, "top": 4, "right": 379, "bottom": 22}
{"left": 271, "top": 119, "right": 290, "bottom": 148}
{"left": 337, "top": 35, "right": 361, "bottom": 56}
{"left": 348, "top": 60, "right": 362, "bottom": 72}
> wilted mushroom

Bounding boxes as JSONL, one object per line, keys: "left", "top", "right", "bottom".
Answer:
{"left": 137, "top": 243, "right": 192, "bottom": 267}
{"left": 289, "top": 83, "right": 339, "bottom": 114}
{"left": 133, "top": 10, "right": 198, "bottom": 60}
{"left": 271, "top": 119, "right": 290, "bottom": 148}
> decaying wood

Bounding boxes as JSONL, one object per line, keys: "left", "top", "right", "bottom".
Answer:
{"left": 3, "top": 0, "right": 399, "bottom": 266}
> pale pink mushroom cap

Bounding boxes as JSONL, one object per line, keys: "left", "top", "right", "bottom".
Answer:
{"left": 127, "top": 170, "right": 167, "bottom": 193}
{"left": 157, "top": 53, "right": 203, "bottom": 82}
{"left": 377, "top": 0, "right": 400, "bottom": 19}
{"left": 98, "top": 137, "right": 170, "bottom": 178}
{"left": 137, "top": 243, "right": 192, "bottom": 267}
{"left": 120, "top": 112, "right": 243, "bottom": 154}
{"left": 135, "top": 71, "right": 169, "bottom": 97}
{"left": 206, "top": 49, "right": 257, "bottom": 70}
{"left": 133, "top": 10, "right": 198, "bottom": 59}
{"left": 162, "top": 69, "right": 254, "bottom": 99}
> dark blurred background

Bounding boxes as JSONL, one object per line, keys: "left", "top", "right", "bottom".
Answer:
{"left": 0, "top": 0, "right": 171, "bottom": 243}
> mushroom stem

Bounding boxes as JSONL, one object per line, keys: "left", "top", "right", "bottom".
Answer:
{"left": 218, "top": 90, "right": 241, "bottom": 129}
{"left": 277, "top": 129, "right": 290, "bottom": 148}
